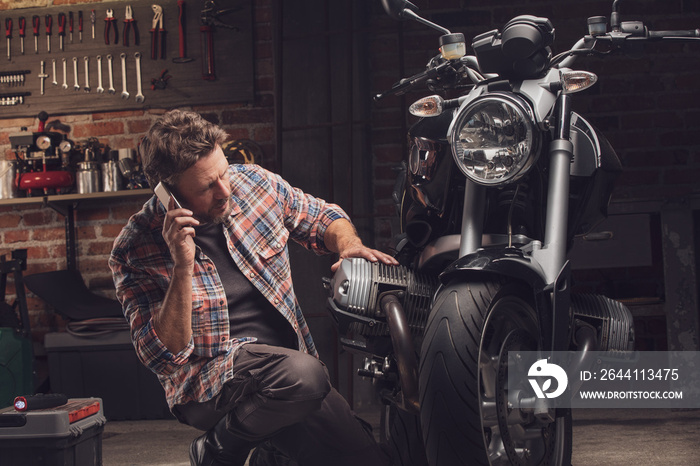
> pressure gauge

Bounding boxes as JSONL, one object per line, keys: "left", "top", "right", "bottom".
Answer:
{"left": 59, "top": 140, "right": 73, "bottom": 153}
{"left": 36, "top": 135, "right": 52, "bottom": 150}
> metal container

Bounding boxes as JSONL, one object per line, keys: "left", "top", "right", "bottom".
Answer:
{"left": 0, "top": 160, "right": 18, "bottom": 199}
{"left": 101, "top": 161, "right": 122, "bottom": 192}
{"left": 77, "top": 162, "right": 101, "bottom": 194}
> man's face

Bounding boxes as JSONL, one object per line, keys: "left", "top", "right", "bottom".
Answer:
{"left": 172, "top": 145, "right": 232, "bottom": 224}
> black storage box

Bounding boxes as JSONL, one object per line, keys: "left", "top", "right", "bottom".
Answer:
{"left": 0, "top": 398, "right": 105, "bottom": 466}
{"left": 44, "top": 331, "right": 171, "bottom": 420}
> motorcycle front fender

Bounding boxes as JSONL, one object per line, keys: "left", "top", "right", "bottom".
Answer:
{"left": 439, "top": 248, "right": 547, "bottom": 290}
{"left": 439, "top": 248, "right": 571, "bottom": 352}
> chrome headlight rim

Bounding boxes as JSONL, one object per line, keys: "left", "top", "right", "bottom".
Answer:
{"left": 449, "top": 93, "right": 540, "bottom": 186}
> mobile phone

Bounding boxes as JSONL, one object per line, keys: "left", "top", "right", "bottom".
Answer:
{"left": 154, "top": 182, "right": 183, "bottom": 210}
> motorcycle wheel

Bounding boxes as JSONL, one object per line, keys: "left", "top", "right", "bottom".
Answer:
{"left": 418, "top": 279, "right": 572, "bottom": 466}
{"left": 381, "top": 404, "right": 429, "bottom": 466}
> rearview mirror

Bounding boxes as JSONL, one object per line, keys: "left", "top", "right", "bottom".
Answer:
{"left": 381, "top": 0, "right": 419, "bottom": 20}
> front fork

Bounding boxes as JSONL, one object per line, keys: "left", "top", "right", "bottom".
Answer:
{"left": 458, "top": 94, "right": 579, "bottom": 353}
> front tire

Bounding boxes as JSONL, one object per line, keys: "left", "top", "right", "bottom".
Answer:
{"left": 418, "top": 279, "right": 572, "bottom": 465}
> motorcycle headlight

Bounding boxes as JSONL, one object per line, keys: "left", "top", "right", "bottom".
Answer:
{"left": 450, "top": 94, "right": 539, "bottom": 185}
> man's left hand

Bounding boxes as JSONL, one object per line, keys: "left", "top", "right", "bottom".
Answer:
{"left": 331, "top": 244, "right": 399, "bottom": 272}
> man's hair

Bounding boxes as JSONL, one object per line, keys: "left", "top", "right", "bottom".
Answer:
{"left": 140, "top": 109, "right": 228, "bottom": 187}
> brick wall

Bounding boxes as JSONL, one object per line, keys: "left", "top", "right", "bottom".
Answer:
{"left": 0, "top": 0, "right": 275, "bottom": 343}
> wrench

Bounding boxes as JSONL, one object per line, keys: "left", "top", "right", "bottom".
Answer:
{"left": 61, "top": 57, "right": 67, "bottom": 89}
{"left": 120, "top": 52, "right": 129, "bottom": 99}
{"left": 83, "top": 56, "right": 91, "bottom": 92}
{"left": 134, "top": 52, "right": 144, "bottom": 103}
{"left": 72, "top": 56, "right": 80, "bottom": 91}
{"left": 96, "top": 55, "right": 104, "bottom": 93}
{"left": 52, "top": 58, "right": 57, "bottom": 85}
{"left": 106, "top": 54, "right": 115, "bottom": 94}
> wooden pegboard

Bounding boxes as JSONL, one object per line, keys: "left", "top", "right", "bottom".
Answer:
{"left": 0, "top": 0, "right": 253, "bottom": 118}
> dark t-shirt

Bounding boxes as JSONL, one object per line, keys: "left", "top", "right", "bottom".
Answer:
{"left": 193, "top": 222, "right": 297, "bottom": 349}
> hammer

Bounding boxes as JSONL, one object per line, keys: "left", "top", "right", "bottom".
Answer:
{"left": 173, "top": 0, "right": 194, "bottom": 63}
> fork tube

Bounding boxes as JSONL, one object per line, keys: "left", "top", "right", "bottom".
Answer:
{"left": 541, "top": 94, "right": 574, "bottom": 282}
{"left": 459, "top": 179, "right": 486, "bottom": 257}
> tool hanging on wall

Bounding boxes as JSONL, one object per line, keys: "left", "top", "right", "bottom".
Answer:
{"left": 45, "top": 14, "right": 52, "bottom": 53}
{"left": 104, "top": 9, "right": 118, "bottom": 45}
{"left": 57, "top": 12, "right": 66, "bottom": 51}
{"left": 0, "top": 92, "right": 30, "bottom": 106}
{"left": 5, "top": 18, "right": 12, "bottom": 61}
{"left": 123, "top": 5, "right": 138, "bottom": 46}
{"left": 61, "top": 57, "right": 67, "bottom": 89}
{"left": 38, "top": 60, "right": 49, "bottom": 95}
{"left": 173, "top": 0, "right": 194, "bottom": 63}
{"left": 150, "top": 4, "right": 166, "bottom": 60}
{"left": 79, "top": 11, "right": 84, "bottom": 43}
{"left": 18, "top": 17, "right": 26, "bottom": 55}
{"left": 1, "top": 70, "right": 30, "bottom": 87}
{"left": 32, "top": 15, "right": 39, "bottom": 54}
{"left": 151, "top": 69, "right": 171, "bottom": 90}
{"left": 69, "top": 11, "right": 74, "bottom": 44}
{"left": 90, "top": 10, "right": 95, "bottom": 40}
{"left": 52, "top": 59, "right": 57, "bottom": 86}
{"left": 96, "top": 55, "right": 104, "bottom": 93}
{"left": 200, "top": 0, "right": 242, "bottom": 81}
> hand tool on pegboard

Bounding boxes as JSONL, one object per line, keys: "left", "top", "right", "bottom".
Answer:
{"left": 200, "top": 0, "right": 242, "bottom": 81}
{"left": 32, "top": 15, "right": 40, "bottom": 54}
{"left": 5, "top": 18, "right": 12, "bottom": 61}
{"left": 104, "top": 9, "right": 118, "bottom": 45}
{"left": 69, "top": 11, "right": 74, "bottom": 43}
{"left": 150, "top": 5, "right": 166, "bottom": 59}
{"left": 79, "top": 11, "right": 84, "bottom": 42}
{"left": 45, "top": 14, "right": 52, "bottom": 53}
{"left": 18, "top": 17, "right": 25, "bottom": 55}
{"left": 123, "top": 5, "right": 138, "bottom": 46}
{"left": 173, "top": 0, "right": 194, "bottom": 63}
{"left": 57, "top": 12, "right": 66, "bottom": 51}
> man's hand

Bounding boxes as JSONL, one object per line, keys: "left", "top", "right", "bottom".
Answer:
{"left": 331, "top": 243, "right": 398, "bottom": 272}
{"left": 161, "top": 197, "right": 200, "bottom": 273}
{"left": 325, "top": 218, "right": 399, "bottom": 272}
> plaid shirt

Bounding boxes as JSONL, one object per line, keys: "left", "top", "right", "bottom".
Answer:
{"left": 109, "top": 164, "right": 349, "bottom": 408}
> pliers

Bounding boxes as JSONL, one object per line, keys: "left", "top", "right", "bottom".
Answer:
{"left": 104, "top": 9, "right": 118, "bottom": 45}
{"left": 150, "top": 4, "right": 165, "bottom": 59}
{"left": 123, "top": 5, "right": 137, "bottom": 46}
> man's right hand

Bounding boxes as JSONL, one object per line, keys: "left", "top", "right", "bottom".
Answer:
{"left": 161, "top": 196, "right": 200, "bottom": 273}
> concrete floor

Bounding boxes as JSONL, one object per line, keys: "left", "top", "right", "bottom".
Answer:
{"left": 101, "top": 408, "right": 700, "bottom": 465}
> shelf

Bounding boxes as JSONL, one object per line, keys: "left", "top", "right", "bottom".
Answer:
{"left": 0, "top": 188, "right": 152, "bottom": 207}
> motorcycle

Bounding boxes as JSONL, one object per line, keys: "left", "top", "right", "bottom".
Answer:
{"left": 324, "top": 1, "right": 700, "bottom": 465}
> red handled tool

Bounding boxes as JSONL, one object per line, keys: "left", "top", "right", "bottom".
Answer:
{"left": 57, "top": 12, "right": 66, "bottom": 51}
{"left": 173, "top": 0, "right": 194, "bottom": 63}
{"left": 69, "top": 11, "right": 73, "bottom": 43}
{"left": 32, "top": 15, "right": 40, "bottom": 54}
{"left": 123, "top": 5, "right": 137, "bottom": 46}
{"left": 79, "top": 10, "right": 84, "bottom": 42}
{"left": 5, "top": 18, "right": 12, "bottom": 61}
{"left": 45, "top": 14, "right": 52, "bottom": 53}
{"left": 150, "top": 5, "right": 166, "bottom": 59}
{"left": 18, "top": 16, "right": 25, "bottom": 55}
{"left": 104, "top": 9, "right": 117, "bottom": 45}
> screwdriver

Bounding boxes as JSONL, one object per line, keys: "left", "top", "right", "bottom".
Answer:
{"left": 5, "top": 18, "right": 12, "bottom": 61}
{"left": 58, "top": 13, "right": 66, "bottom": 51}
{"left": 45, "top": 14, "right": 52, "bottom": 53}
{"left": 18, "top": 17, "right": 26, "bottom": 55}
{"left": 69, "top": 11, "right": 74, "bottom": 43}
{"left": 78, "top": 11, "right": 83, "bottom": 43}
{"left": 32, "top": 15, "right": 39, "bottom": 53}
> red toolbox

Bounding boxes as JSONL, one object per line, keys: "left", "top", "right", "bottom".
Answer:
{"left": 0, "top": 398, "right": 105, "bottom": 466}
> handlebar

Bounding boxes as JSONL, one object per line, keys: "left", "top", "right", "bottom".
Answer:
{"left": 374, "top": 60, "right": 452, "bottom": 101}
{"left": 555, "top": 24, "right": 699, "bottom": 69}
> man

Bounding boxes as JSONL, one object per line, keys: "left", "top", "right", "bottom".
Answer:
{"left": 109, "top": 110, "right": 397, "bottom": 466}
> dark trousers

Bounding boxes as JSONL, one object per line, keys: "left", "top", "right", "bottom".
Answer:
{"left": 174, "top": 344, "right": 390, "bottom": 466}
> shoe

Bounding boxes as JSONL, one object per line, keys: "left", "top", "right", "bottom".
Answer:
{"left": 189, "top": 423, "right": 253, "bottom": 466}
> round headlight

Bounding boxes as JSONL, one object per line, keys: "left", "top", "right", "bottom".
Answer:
{"left": 450, "top": 94, "right": 539, "bottom": 185}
